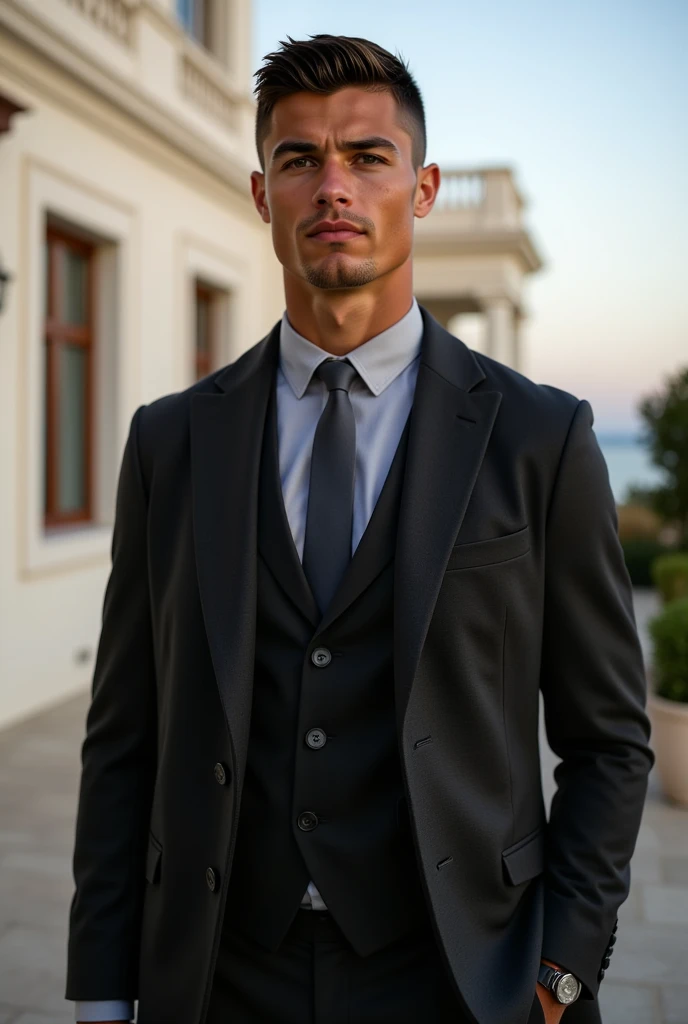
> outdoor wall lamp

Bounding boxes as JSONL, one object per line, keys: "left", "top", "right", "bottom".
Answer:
{"left": 0, "top": 257, "right": 13, "bottom": 315}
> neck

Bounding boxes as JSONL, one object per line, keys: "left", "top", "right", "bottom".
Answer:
{"left": 283, "top": 263, "right": 414, "bottom": 357}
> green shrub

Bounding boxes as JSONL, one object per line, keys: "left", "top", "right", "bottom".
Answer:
{"left": 621, "top": 538, "right": 667, "bottom": 586}
{"left": 649, "top": 597, "right": 688, "bottom": 703}
{"left": 651, "top": 552, "right": 688, "bottom": 603}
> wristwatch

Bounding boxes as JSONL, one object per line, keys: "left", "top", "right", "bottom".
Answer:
{"left": 537, "top": 963, "right": 582, "bottom": 1005}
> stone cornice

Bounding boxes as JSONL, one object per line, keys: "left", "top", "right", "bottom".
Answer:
{"left": 413, "top": 229, "right": 544, "bottom": 274}
{"left": 0, "top": 0, "right": 255, "bottom": 198}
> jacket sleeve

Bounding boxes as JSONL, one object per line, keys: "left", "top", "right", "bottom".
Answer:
{"left": 539, "top": 399, "right": 654, "bottom": 998}
{"left": 66, "top": 405, "right": 157, "bottom": 1002}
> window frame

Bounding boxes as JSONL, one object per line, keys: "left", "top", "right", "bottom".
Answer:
{"left": 43, "top": 227, "right": 96, "bottom": 530}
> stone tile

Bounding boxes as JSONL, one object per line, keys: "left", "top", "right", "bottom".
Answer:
{"left": 0, "top": 924, "right": 69, "bottom": 1012}
{"left": 660, "top": 985, "right": 688, "bottom": 1023}
{"left": 642, "top": 885, "right": 688, "bottom": 927}
{"left": 663, "top": 858, "right": 688, "bottom": 887}
{"left": 2, "top": 852, "right": 72, "bottom": 879}
{"left": 12, "top": 1012, "right": 74, "bottom": 1024}
{"left": 598, "top": 982, "right": 661, "bottom": 1024}
{"left": 617, "top": 883, "right": 644, "bottom": 925}
{"left": 606, "top": 922, "right": 688, "bottom": 985}
{"left": 630, "top": 847, "right": 662, "bottom": 884}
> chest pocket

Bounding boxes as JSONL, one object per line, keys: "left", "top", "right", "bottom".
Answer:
{"left": 445, "top": 526, "right": 530, "bottom": 572}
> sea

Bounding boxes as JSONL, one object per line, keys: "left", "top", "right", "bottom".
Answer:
{"left": 594, "top": 432, "right": 663, "bottom": 505}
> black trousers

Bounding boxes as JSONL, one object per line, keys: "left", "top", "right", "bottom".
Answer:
{"left": 207, "top": 908, "right": 602, "bottom": 1024}
{"left": 207, "top": 908, "right": 467, "bottom": 1024}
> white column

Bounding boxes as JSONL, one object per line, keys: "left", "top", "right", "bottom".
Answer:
{"left": 485, "top": 297, "right": 516, "bottom": 368}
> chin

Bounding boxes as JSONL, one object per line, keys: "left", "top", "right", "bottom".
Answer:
{"left": 302, "top": 254, "right": 378, "bottom": 290}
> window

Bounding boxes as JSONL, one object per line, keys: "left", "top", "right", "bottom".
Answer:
{"left": 195, "top": 280, "right": 217, "bottom": 380}
{"left": 177, "top": 0, "right": 214, "bottom": 50}
{"left": 43, "top": 228, "right": 95, "bottom": 528}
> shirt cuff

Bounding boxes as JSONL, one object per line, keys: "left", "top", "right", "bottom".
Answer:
{"left": 74, "top": 999, "right": 134, "bottom": 1021}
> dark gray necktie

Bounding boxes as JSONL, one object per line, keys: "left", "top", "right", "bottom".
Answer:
{"left": 302, "top": 358, "right": 358, "bottom": 614}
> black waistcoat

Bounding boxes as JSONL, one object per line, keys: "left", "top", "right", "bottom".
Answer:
{"left": 222, "top": 380, "right": 426, "bottom": 957}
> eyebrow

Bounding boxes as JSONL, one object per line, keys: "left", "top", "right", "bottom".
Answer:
{"left": 270, "top": 136, "right": 400, "bottom": 164}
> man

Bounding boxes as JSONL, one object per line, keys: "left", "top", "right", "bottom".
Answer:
{"left": 65, "top": 34, "right": 653, "bottom": 1024}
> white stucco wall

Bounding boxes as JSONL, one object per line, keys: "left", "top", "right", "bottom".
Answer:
{"left": 0, "top": 45, "right": 283, "bottom": 729}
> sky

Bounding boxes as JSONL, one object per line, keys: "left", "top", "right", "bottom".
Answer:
{"left": 253, "top": 0, "right": 687, "bottom": 432}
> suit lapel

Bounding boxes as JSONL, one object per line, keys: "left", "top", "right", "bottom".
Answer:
{"left": 190, "top": 323, "right": 280, "bottom": 783}
{"left": 394, "top": 308, "right": 502, "bottom": 730}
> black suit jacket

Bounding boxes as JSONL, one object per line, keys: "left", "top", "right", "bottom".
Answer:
{"left": 66, "top": 308, "right": 653, "bottom": 1024}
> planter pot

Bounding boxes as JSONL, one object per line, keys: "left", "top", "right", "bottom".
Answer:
{"left": 648, "top": 693, "right": 688, "bottom": 808}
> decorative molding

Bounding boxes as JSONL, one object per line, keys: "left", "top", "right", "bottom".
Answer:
{"left": 61, "top": 0, "right": 135, "bottom": 48}
{"left": 181, "top": 48, "right": 239, "bottom": 132}
{"left": 0, "top": 0, "right": 255, "bottom": 200}
{"left": 413, "top": 228, "right": 543, "bottom": 274}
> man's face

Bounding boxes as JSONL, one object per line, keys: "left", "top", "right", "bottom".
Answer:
{"left": 252, "top": 86, "right": 432, "bottom": 291}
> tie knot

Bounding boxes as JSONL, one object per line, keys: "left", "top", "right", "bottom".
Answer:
{"left": 315, "top": 358, "right": 358, "bottom": 394}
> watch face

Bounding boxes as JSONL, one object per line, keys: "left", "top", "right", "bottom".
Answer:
{"left": 556, "top": 974, "right": 581, "bottom": 1004}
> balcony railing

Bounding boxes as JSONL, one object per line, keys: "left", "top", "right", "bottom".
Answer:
{"left": 62, "top": 0, "right": 132, "bottom": 47}
{"left": 423, "top": 168, "right": 526, "bottom": 233}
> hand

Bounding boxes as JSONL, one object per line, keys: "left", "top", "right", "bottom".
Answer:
{"left": 535, "top": 982, "right": 566, "bottom": 1024}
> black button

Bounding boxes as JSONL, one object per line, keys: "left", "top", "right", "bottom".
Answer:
{"left": 305, "top": 728, "right": 327, "bottom": 750}
{"left": 206, "top": 867, "right": 217, "bottom": 891}
{"left": 612, "top": 919, "right": 618, "bottom": 934}
{"left": 214, "top": 762, "right": 228, "bottom": 785}
{"left": 297, "top": 811, "right": 319, "bottom": 831}
{"left": 311, "top": 647, "right": 332, "bottom": 668}
{"left": 608, "top": 933, "right": 616, "bottom": 948}
{"left": 601, "top": 956, "right": 611, "bottom": 970}
{"left": 598, "top": 968, "right": 605, "bottom": 981}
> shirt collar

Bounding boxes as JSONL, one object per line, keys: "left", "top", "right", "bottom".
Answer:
{"left": 279, "top": 298, "right": 423, "bottom": 399}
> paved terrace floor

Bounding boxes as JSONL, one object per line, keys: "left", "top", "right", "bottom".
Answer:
{"left": 0, "top": 589, "right": 686, "bottom": 1024}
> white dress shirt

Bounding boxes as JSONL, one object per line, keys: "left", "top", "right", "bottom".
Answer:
{"left": 75, "top": 298, "right": 424, "bottom": 1023}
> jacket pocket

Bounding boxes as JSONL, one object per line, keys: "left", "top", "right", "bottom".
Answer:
{"left": 445, "top": 526, "right": 530, "bottom": 572}
{"left": 145, "top": 831, "right": 162, "bottom": 884}
{"left": 502, "top": 825, "right": 545, "bottom": 885}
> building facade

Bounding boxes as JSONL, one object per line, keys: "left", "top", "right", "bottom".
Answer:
{"left": 0, "top": 0, "right": 542, "bottom": 729}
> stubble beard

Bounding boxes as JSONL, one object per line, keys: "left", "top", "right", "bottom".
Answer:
{"left": 302, "top": 253, "right": 378, "bottom": 290}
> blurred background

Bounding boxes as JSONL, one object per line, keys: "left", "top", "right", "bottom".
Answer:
{"left": 0, "top": 1, "right": 686, "bottom": 1022}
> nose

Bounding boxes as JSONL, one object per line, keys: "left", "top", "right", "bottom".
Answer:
{"left": 312, "top": 160, "right": 353, "bottom": 209}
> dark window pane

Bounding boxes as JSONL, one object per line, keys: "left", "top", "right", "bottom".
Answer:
{"left": 196, "top": 291, "right": 211, "bottom": 356}
{"left": 62, "top": 247, "right": 88, "bottom": 326}
{"left": 58, "top": 344, "right": 87, "bottom": 514}
{"left": 43, "top": 238, "right": 50, "bottom": 320}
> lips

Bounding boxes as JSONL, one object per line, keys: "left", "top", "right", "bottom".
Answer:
{"left": 307, "top": 221, "right": 365, "bottom": 242}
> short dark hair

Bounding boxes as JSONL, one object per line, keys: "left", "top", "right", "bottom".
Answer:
{"left": 253, "top": 34, "right": 426, "bottom": 170}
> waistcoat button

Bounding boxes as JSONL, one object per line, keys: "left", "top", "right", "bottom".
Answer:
{"left": 305, "top": 728, "right": 327, "bottom": 750}
{"left": 214, "top": 762, "right": 227, "bottom": 785}
{"left": 311, "top": 647, "right": 332, "bottom": 668}
{"left": 297, "top": 811, "right": 319, "bottom": 831}
{"left": 206, "top": 866, "right": 217, "bottom": 891}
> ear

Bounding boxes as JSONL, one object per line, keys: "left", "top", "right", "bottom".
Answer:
{"left": 251, "top": 170, "right": 271, "bottom": 224}
{"left": 413, "top": 163, "right": 441, "bottom": 220}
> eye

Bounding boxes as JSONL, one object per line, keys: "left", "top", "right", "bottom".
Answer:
{"left": 355, "top": 153, "right": 385, "bottom": 164}
{"left": 285, "top": 156, "right": 316, "bottom": 169}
